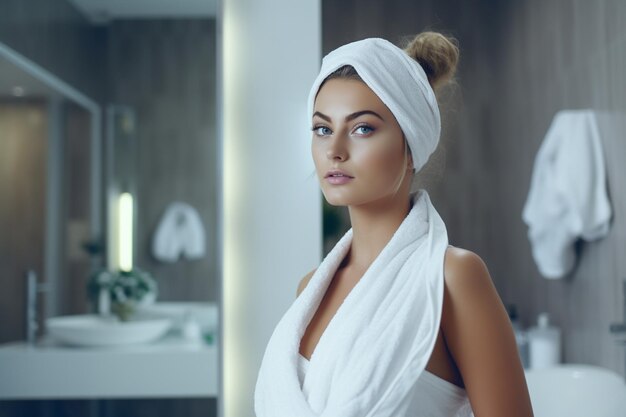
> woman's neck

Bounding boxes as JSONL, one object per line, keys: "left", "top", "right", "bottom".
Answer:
{"left": 344, "top": 193, "right": 413, "bottom": 273}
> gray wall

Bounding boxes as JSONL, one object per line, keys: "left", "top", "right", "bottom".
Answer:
{"left": 105, "top": 19, "right": 218, "bottom": 302}
{"left": 484, "top": 0, "right": 626, "bottom": 377}
{"left": 323, "top": 0, "right": 626, "bottom": 376}
{"left": 0, "top": 0, "right": 105, "bottom": 101}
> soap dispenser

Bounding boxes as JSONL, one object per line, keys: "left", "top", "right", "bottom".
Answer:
{"left": 527, "top": 312, "right": 561, "bottom": 369}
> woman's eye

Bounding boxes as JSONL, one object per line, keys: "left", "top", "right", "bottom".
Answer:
{"left": 354, "top": 125, "right": 374, "bottom": 135}
{"left": 312, "top": 126, "right": 332, "bottom": 136}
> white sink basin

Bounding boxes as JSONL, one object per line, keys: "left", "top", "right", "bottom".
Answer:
{"left": 46, "top": 315, "right": 172, "bottom": 347}
{"left": 136, "top": 301, "right": 218, "bottom": 332}
{"left": 525, "top": 364, "right": 626, "bottom": 417}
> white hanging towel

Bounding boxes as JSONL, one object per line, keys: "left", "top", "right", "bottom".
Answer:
{"left": 152, "top": 201, "right": 206, "bottom": 263}
{"left": 522, "top": 109, "right": 612, "bottom": 279}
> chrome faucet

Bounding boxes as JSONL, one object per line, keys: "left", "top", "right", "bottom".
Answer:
{"left": 26, "top": 270, "right": 51, "bottom": 346}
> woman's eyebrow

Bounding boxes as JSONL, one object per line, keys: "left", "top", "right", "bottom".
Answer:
{"left": 313, "top": 110, "right": 385, "bottom": 122}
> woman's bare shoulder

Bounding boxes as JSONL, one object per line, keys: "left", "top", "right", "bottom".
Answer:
{"left": 444, "top": 245, "right": 488, "bottom": 278}
{"left": 441, "top": 245, "right": 534, "bottom": 416}
{"left": 296, "top": 268, "right": 317, "bottom": 298}
{"left": 442, "top": 244, "right": 498, "bottom": 328}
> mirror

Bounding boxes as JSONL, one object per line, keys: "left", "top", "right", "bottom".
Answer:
{"left": 0, "top": 41, "right": 102, "bottom": 329}
{"left": 0, "top": 2, "right": 220, "bottom": 416}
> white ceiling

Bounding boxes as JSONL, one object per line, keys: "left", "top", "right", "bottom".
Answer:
{"left": 67, "top": 0, "right": 218, "bottom": 24}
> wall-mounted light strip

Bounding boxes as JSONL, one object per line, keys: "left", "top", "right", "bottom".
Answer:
{"left": 118, "top": 192, "right": 133, "bottom": 271}
{"left": 220, "top": 0, "right": 321, "bottom": 415}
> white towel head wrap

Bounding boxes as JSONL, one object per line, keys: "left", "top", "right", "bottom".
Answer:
{"left": 307, "top": 37, "right": 441, "bottom": 173}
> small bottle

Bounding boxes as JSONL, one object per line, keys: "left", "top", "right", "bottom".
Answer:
{"left": 182, "top": 311, "right": 202, "bottom": 343}
{"left": 507, "top": 304, "right": 529, "bottom": 369}
{"left": 527, "top": 312, "right": 561, "bottom": 369}
{"left": 98, "top": 288, "right": 111, "bottom": 316}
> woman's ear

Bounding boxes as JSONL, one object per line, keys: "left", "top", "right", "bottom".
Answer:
{"left": 404, "top": 138, "right": 414, "bottom": 171}
{"left": 407, "top": 150, "right": 414, "bottom": 171}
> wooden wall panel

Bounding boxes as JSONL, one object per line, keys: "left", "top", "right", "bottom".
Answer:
{"left": 61, "top": 102, "right": 92, "bottom": 316}
{"left": 106, "top": 20, "right": 218, "bottom": 303}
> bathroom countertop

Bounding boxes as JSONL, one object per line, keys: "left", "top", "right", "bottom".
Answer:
{"left": 0, "top": 335, "right": 218, "bottom": 400}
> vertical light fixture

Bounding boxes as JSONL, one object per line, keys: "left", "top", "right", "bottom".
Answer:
{"left": 118, "top": 192, "right": 133, "bottom": 271}
{"left": 221, "top": 0, "right": 321, "bottom": 415}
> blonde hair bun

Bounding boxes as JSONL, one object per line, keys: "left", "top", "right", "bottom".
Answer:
{"left": 403, "top": 31, "right": 459, "bottom": 91}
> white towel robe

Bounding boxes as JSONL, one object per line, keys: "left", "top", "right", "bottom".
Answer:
{"left": 254, "top": 189, "right": 450, "bottom": 417}
{"left": 522, "top": 109, "right": 612, "bottom": 279}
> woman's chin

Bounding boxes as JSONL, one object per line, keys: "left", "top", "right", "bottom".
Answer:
{"left": 324, "top": 197, "right": 345, "bottom": 207}
{"left": 322, "top": 191, "right": 352, "bottom": 207}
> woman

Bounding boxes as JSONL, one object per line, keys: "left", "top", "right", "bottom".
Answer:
{"left": 255, "top": 32, "right": 534, "bottom": 417}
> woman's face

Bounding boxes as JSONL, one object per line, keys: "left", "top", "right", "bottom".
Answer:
{"left": 311, "top": 78, "right": 412, "bottom": 206}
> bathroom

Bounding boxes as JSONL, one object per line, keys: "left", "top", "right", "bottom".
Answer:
{"left": 1, "top": 0, "right": 625, "bottom": 416}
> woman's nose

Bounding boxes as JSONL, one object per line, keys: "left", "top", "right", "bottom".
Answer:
{"left": 326, "top": 133, "right": 348, "bottom": 160}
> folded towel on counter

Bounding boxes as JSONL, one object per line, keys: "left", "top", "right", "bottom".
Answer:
{"left": 254, "top": 189, "right": 450, "bottom": 417}
{"left": 522, "top": 109, "right": 612, "bottom": 279}
{"left": 152, "top": 201, "right": 206, "bottom": 263}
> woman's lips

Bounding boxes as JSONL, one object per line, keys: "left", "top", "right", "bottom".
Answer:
{"left": 326, "top": 175, "right": 354, "bottom": 185}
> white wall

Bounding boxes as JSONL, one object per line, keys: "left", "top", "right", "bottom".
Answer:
{"left": 218, "top": 0, "right": 322, "bottom": 415}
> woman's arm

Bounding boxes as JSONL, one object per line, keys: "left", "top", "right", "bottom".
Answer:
{"left": 442, "top": 247, "right": 534, "bottom": 417}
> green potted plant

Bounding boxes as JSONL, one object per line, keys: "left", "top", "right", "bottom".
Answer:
{"left": 88, "top": 268, "right": 158, "bottom": 321}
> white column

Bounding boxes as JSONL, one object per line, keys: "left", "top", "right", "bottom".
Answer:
{"left": 218, "top": 0, "right": 322, "bottom": 416}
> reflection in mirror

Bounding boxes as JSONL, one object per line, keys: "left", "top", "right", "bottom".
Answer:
{"left": 0, "top": 1, "right": 219, "bottom": 416}
{"left": 0, "top": 45, "right": 101, "bottom": 336}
